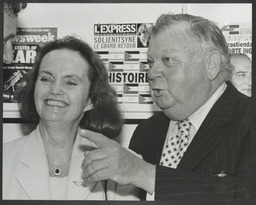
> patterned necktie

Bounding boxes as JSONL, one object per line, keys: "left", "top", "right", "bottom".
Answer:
{"left": 160, "top": 119, "right": 192, "bottom": 168}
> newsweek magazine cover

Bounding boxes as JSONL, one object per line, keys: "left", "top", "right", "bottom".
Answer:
{"left": 3, "top": 27, "right": 57, "bottom": 103}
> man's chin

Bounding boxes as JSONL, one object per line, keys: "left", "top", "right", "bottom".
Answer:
{"left": 161, "top": 106, "right": 190, "bottom": 121}
{"left": 156, "top": 103, "right": 171, "bottom": 111}
{"left": 155, "top": 98, "right": 175, "bottom": 110}
{"left": 162, "top": 109, "right": 179, "bottom": 121}
{"left": 241, "top": 89, "right": 251, "bottom": 97}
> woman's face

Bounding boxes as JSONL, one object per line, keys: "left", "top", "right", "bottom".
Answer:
{"left": 34, "top": 48, "right": 91, "bottom": 124}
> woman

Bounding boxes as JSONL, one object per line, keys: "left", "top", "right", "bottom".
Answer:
{"left": 3, "top": 36, "right": 139, "bottom": 200}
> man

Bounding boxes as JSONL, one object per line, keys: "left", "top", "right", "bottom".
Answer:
{"left": 80, "top": 14, "right": 251, "bottom": 202}
{"left": 3, "top": 2, "right": 27, "bottom": 64}
{"left": 137, "top": 23, "right": 152, "bottom": 47}
{"left": 230, "top": 53, "right": 252, "bottom": 97}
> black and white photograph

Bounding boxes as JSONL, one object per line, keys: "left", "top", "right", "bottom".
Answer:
{"left": 2, "top": 0, "right": 254, "bottom": 204}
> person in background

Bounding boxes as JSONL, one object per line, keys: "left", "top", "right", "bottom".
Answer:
{"left": 80, "top": 13, "right": 251, "bottom": 202}
{"left": 230, "top": 53, "right": 252, "bottom": 97}
{"left": 3, "top": 2, "right": 27, "bottom": 64}
{"left": 137, "top": 23, "right": 152, "bottom": 47}
{"left": 3, "top": 36, "right": 139, "bottom": 200}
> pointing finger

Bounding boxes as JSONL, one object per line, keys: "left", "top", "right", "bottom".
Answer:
{"left": 79, "top": 128, "right": 111, "bottom": 148}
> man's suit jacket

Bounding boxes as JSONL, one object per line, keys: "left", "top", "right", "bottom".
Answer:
{"left": 3, "top": 125, "right": 139, "bottom": 200}
{"left": 129, "top": 82, "right": 251, "bottom": 201}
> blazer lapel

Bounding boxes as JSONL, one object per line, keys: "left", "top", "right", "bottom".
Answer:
{"left": 177, "top": 83, "right": 238, "bottom": 171}
{"left": 16, "top": 127, "right": 51, "bottom": 199}
{"left": 66, "top": 134, "right": 105, "bottom": 200}
{"left": 155, "top": 113, "right": 170, "bottom": 164}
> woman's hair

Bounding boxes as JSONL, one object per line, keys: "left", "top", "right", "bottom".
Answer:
{"left": 150, "top": 13, "right": 233, "bottom": 81}
{"left": 18, "top": 36, "right": 123, "bottom": 138}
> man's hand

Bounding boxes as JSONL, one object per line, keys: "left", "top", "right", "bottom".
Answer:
{"left": 79, "top": 128, "right": 155, "bottom": 194}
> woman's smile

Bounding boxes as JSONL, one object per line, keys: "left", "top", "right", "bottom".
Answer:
{"left": 44, "top": 99, "right": 69, "bottom": 107}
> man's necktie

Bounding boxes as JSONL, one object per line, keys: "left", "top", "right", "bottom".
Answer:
{"left": 160, "top": 119, "right": 192, "bottom": 168}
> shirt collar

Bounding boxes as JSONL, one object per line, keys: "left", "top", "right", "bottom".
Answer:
{"left": 169, "top": 82, "right": 227, "bottom": 132}
{"left": 188, "top": 82, "right": 227, "bottom": 131}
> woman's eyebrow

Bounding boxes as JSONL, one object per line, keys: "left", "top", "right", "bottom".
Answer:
{"left": 64, "top": 74, "right": 83, "bottom": 82}
{"left": 39, "top": 70, "right": 53, "bottom": 76}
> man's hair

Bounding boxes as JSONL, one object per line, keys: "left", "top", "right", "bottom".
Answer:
{"left": 4, "top": 3, "right": 27, "bottom": 17}
{"left": 18, "top": 36, "right": 123, "bottom": 139}
{"left": 150, "top": 13, "right": 233, "bottom": 80}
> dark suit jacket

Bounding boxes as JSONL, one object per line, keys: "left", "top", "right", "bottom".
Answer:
{"left": 129, "top": 82, "right": 251, "bottom": 201}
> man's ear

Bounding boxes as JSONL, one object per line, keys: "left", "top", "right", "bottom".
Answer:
{"left": 205, "top": 51, "right": 221, "bottom": 80}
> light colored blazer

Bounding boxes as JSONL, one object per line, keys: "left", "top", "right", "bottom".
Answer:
{"left": 3, "top": 125, "right": 139, "bottom": 200}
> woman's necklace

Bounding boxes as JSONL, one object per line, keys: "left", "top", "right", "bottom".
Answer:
{"left": 45, "top": 145, "right": 73, "bottom": 178}
{"left": 48, "top": 160, "right": 71, "bottom": 177}
{"left": 41, "top": 128, "right": 75, "bottom": 178}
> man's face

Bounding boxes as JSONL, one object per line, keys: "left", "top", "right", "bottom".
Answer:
{"left": 231, "top": 56, "right": 252, "bottom": 97}
{"left": 3, "top": 10, "right": 17, "bottom": 64}
{"left": 147, "top": 24, "right": 212, "bottom": 120}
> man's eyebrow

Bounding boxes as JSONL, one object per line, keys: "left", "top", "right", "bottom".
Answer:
{"left": 236, "top": 71, "right": 247, "bottom": 74}
{"left": 4, "top": 34, "right": 16, "bottom": 42}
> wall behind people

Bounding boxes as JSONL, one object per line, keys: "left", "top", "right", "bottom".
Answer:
{"left": 187, "top": 3, "right": 252, "bottom": 59}
{"left": 3, "top": 3, "right": 252, "bottom": 146}
{"left": 187, "top": 3, "right": 251, "bottom": 22}
{"left": 3, "top": 3, "right": 183, "bottom": 145}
